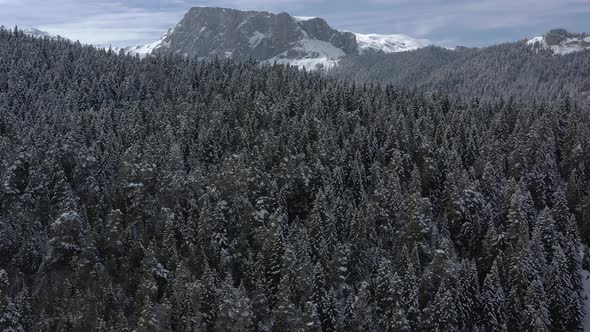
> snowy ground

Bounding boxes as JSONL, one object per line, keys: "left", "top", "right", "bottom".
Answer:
{"left": 124, "top": 39, "right": 164, "bottom": 58}
{"left": 264, "top": 38, "right": 346, "bottom": 70}
{"left": 582, "top": 270, "right": 590, "bottom": 331}
{"left": 355, "top": 33, "right": 433, "bottom": 53}
{"left": 526, "top": 35, "right": 590, "bottom": 55}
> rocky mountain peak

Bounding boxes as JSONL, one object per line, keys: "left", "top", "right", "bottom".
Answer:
{"left": 125, "top": 7, "right": 431, "bottom": 69}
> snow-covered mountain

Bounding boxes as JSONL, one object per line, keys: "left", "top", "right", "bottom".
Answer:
{"left": 23, "top": 28, "right": 52, "bottom": 38}
{"left": 355, "top": 33, "right": 433, "bottom": 54}
{"left": 1, "top": 27, "right": 51, "bottom": 38}
{"left": 121, "top": 29, "right": 173, "bottom": 58}
{"left": 526, "top": 29, "right": 590, "bottom": 55}
{"left": 124, "top": 7, "right": 432, "bottom": 69}
{"left": 0, "top": 27, "right": 66, "bottom": 40}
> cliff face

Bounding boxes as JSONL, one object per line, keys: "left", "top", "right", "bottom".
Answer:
{"left": 144, "top": 7, "right": 358, "bottom": 69}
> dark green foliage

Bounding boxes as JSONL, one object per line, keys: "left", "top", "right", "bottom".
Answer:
{"left": 0, "top": 28, "right": 587, "bottom": 331}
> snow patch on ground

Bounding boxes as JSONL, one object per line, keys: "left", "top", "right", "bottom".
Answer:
{"left": 355, "top": 33, "right": 433, "bottom": 54}
{"left": 270, "top": 57, "right": 340, "bottom": 70}
{"left": 249, "top": 31, "right": 266, "bottom": 48}
{"left": 526, "top": 36, "right": 545, "bottom": 47}
{"left": 526, "top": 35, "right": 590, "bottom": 55}
{"left": 265, "top": 37, "right": 346, "bottom": 70}
{"left": 296, "top": 38, "right": 346, "bottom": 59}
{"left": 125, "top": 39, "right": 164, "bottom": 58}
{"left": 582, "top": 270, "right": 590, "bottom": 331}
{"left": 122, "top": 27, "right": 177, "bottom": 58}
{"left": 554, "top": 37, "right": 589, "bottom": 55}
{"left": 293, "top": 16, "right": 317, "bottom": 22}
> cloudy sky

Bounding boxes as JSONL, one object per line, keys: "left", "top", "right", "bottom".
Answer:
{"left": 1, "top": 0, "right": 589, "bottom": 47}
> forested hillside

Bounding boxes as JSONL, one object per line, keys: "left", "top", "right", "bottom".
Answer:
{"left": 332, "top": 42, "right": 590, "bottom": 103}
{"left": 1, "top": 28, "right": 590, "bottom": 331}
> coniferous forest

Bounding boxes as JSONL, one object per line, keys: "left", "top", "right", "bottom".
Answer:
{"left": 332, "top": 42, "right": 590, "bottom": 103}
{"left": 1, "top": 28, "right": 590, "bottom": 331}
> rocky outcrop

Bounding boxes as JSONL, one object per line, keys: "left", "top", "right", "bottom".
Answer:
{"left": 152, "top": 7, "right": 357, "bottom": 62}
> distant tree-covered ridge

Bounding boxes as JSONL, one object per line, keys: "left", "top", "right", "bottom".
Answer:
{"left": 332, "top": 33, "right": 590, "bottom": 103}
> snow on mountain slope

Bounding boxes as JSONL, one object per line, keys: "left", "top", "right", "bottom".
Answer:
{"left": 526, "top": 31, "right": 590, "bottom": 55}
{"left": 355, "top": 33, "right": 433, "bottom": 54}
{"left": 124, "top": 39, "right": 165, "bottom": 58}
{"left": 293, "top": 16, "right": 317, "bottom": 22}
{"left": 248, "top": 31, "right": 267, "bottom": 48}
{"left": 1, "top": 27, "right": 59, "bottom": 39}
{"left": 23, "top": 28, "right": 52, "bottom": 38}
{"left": 265, "top": 37, "right": 346, "bottom": 70}
{"left": 121, "top": 28, "right": 174, "bottom": 57}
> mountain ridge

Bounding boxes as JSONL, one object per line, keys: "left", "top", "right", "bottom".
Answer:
{"left": 527, "top": 28, "right": 590, "bottom": 55}
{"left": 123, "top": 7, "right": 433, "bottom": 69}
{"left": 0, "top": 26, "right": 61, "bottom": 39}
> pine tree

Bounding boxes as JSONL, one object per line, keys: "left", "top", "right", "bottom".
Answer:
{"left": 301, "top": 301, "right": 322, "bottom": 332}
{"left": 400, "top": 246, "right": 420, "bottom": 329}
{"left": 14, "top": 286, "right": 32, "bottom": 332}
{"left": 311, "top": 262, "right": 330, "bottom": 331}
{"left": 343, "top": 282, "right": 374, "bottom": 331}
{"left": 200, "top": 263, "right": 218, "bottom": 329}
{"left": 547, "top": 245, "right": 574, "bottom": 332}
{"left": 261, "top": 220, "right": 284, "bottom": 307}
{"left": 535, "top": 208, "right": 558, "bottom": 262}
{"left": 480, "top": 261, "right": 507, "bottom": 332}
{"left": 135, "top": 295, "right": 159, "bottom": 332}
{"left": 251, "top": 272, "right": 271, "bottom": 331}
{"left": 160, "top": 209, "right": 179, "bottom": 271}
{"left": 522, "top": 278, "right": 550, "bottom": 332}
{"left": 215, "top": 275, "right": 254, "bottom": 332}
{"left": 551, "top": 189, "right": 574, "bottom": 235}
{"left": 563, "top": 228, "right": 584, "bottom": 331}
{"left": 321, "top": 287, "right": 339, "bottom": 332}
{"left": 457, "top": 260, "right": 480, "bottom": 331}
{"left": 374, "top": 257, "right": 394, "bottom": 330}
{"left": 424, "top": 277, "right": 459, "bottom": 332}
{"left": 233, "top": 284, "right": 254, "bottom": 332}
{"left": 551, "top": 189, "right": 584, "bottom": 330}
{"left": 506, "top": 184, "right": 534, "bottom": 249}
{"left": 170, "top": 261, "right": 202, "bottom": 332}
{"left": 479, "top": 223, "right": 500, "bottom": 279}
{"left": 271, "top": 273, "right": 298, "bottom": 331}
{"left": 0, "top": 270, "right": 24, "bottom": 332}
{"left": 399, "top": 174, "right": 433, "bottom": 263}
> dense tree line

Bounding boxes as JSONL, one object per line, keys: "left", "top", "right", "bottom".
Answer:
{"left": 1, "top": 27, "right": 589, "bottom": 331}
{"left": 332, "top": 40, "right": 590, "bottom": 103}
